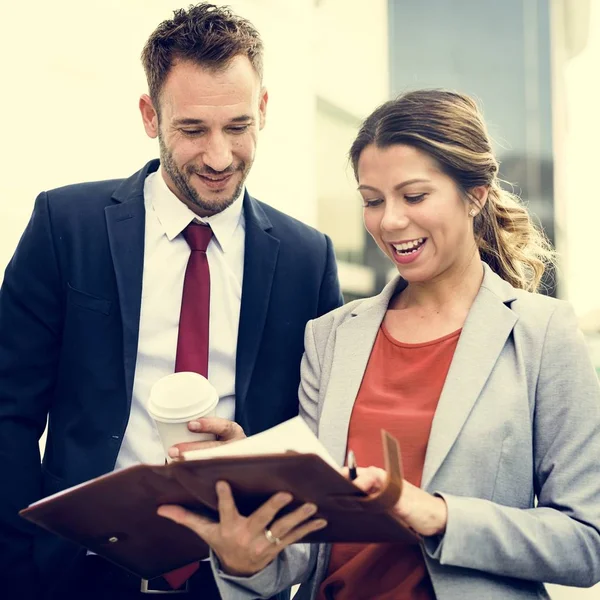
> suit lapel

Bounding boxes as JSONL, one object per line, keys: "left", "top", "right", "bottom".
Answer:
{"left": 421, "top": 266, "right": 518, "bottom": 490}
{"left": 235, "top": 194, "right": 280, "bottom": 418}
{"left": 105, "top": 160, "right": 158, "bottom": 403}
{"left": 319, "top": 279, "right": 401, "bottom": 466}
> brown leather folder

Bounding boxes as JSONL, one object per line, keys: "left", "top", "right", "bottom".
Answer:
{"left": 20, "top": 431, "right": 416, "bottom": 579}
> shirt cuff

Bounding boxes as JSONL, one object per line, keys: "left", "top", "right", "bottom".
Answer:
{"left": 210, "top": 549, "right": 281, "bottom": 599}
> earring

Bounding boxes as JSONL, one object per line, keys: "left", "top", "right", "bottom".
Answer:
{"left": 469, "top": 208, "right": 477, "bottom": 217}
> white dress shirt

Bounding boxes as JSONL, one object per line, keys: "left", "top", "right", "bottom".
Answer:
{"left": 115, "top": 170, "right": 245, "bottom": 469}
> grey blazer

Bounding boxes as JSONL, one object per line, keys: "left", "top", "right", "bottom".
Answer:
{"left": 215, "top": 264, "right": 600, "bottom": 600}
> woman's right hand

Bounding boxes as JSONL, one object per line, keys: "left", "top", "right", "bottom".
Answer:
{"left": 157, "top": 481, "right": 327, "bottom": 577}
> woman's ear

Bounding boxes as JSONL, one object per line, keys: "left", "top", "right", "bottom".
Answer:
{"left": 468, "top": 185, "right": 489, "bottom": 216}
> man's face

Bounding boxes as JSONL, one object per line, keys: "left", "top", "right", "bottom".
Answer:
{"left": 140, "top": 55, "right": 268, "bottom": 217}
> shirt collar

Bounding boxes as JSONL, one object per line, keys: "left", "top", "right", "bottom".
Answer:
{"left": 148, "top": 169, "right": 245, "bottom": 253}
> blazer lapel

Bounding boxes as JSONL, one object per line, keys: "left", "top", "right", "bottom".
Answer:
{"left": 235, "top": 194, "right": 280, "bottom": 418}
{"left": 319, "top": 278, "right": 403, "bottom": 466}
{"left": 421, "top": 265, "right": 518, "bottom": 490}
{"left": 105, "top": 160, "right": 158, "bottom": 404}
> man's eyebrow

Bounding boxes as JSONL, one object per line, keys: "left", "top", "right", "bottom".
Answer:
{"left": 172, "top": 115, "right": 255, "bottom": 126}
{"left": 230, "top": 115, "right": 254, "bottom": 123}
{"left": 172, "top": 118, "right": 204, "bottom": 126}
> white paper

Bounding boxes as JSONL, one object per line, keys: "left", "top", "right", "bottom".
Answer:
{"left": 181, "top": 416, "right": 340, "bottom": 469}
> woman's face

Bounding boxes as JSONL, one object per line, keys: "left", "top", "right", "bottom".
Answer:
{"left": 357, "top": 143, "right": 482, "bottom": 284}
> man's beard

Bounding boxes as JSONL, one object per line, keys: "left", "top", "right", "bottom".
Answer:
{"left": 159, "top": 135, "right": 247, "bottom": 215}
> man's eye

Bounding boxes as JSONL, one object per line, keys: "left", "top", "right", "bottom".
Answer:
{"left": 228, "top": 125, "right": 249, "bottom": 134}
{"left": 405, "top": 193, "right": 426, "bottom": 204}
{"left": 181, "top": 129, "right": 204, "bottom": 136}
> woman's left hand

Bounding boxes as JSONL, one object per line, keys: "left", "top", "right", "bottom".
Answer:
{"left": 157, "top": 481, "right": 326, "bottom": 577}
{"left": 350, "top": 466, "right": 447, "bottom": 537}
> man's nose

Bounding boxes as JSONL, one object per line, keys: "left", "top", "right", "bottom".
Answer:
{"left": 203, "top": 134, "right": 233, "bottom": 172}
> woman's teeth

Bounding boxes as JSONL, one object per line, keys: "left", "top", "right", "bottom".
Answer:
{"left": 392, "top": 238, "right": 425, "bottom": 254}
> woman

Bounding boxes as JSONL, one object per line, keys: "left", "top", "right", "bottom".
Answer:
{"left": 158, "top": 90, "right": 600, "bottom": 599}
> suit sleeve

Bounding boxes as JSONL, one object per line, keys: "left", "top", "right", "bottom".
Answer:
{"left": 0, "top": 192, "right": 63, "bottom": 594}
{"left": 316, "top": 235, "right": 343, "bottom": 317}
{"left": 211, "top": 321, "right": 322, "bottom": 599}
{"left": 298, "top": 320, "right": 321, "bottom": 435}
{"left": 423, "top": 302, "right": 600, "bottom": 587}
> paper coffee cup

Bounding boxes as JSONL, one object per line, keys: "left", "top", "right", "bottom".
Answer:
{"left": 148, "top": 372, "right": 219, "bottom": 456}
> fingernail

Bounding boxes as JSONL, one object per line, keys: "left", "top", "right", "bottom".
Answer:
{"left": 157, "top": 505, "right": 173, "bottom": 517}
{"left": 168, "top": 447, "right": 180, "bottom": 458}
{"left": 188, "top": 421, "right": 201, "bottom": 432}
{"left": 303, "top": 503, "right": 317, "bottom": 516}
{"left": 315, "top": 519, "right": 327, "bottom": 529}
{"left": 278, "top": 493, "right": 293, "bottom": 504}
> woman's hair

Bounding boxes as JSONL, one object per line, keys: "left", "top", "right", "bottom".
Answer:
{"left": 349, "top": 89, "right": 555, "bottom": 292}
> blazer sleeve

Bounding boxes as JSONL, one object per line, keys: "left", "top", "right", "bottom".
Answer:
{"left": 316, "top": 235, "right": 343, "bottom": 318}
{"left": 0, "top": 192, "right": 64, "bottom": 593}
{"left": 211, "top": 320, "right": 323, "bottom": 598}
{"left": 424, "top": 301, "right": 600, "bottom": 587}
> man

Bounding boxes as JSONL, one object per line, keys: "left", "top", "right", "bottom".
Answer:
{"left": 0, "top": 4, "right": 342, "bottom": 599}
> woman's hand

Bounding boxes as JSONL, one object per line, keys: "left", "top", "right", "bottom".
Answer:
{"left": 350, "top": 466, "right": 447, "bottom": 537}
{"left": 157, "top": 481, "right": 327, "bottom": 577}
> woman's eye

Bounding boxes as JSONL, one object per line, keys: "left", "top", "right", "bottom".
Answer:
{"left": 405, "top": 193, "right": 426, "bottom": 204}
{"left": 362, "top": 198, "right": 383, "bottom": 208}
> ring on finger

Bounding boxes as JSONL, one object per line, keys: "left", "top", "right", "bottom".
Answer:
{"left": 264, "top": 528, "right": 281, "bottom": 545}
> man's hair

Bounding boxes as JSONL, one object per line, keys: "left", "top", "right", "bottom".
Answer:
{"left": 141, "top": 3, "right": 264, "bottom": 109}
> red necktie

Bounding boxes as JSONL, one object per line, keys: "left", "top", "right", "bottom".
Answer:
{"left": 163, "top": 222, "right": 212, "bottom": 590}
{"left": 175, "top": 222, "right": 212, "bottom": 376}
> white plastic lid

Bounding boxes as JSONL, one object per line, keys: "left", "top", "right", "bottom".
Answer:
{"left": 148, "top": 372, "right": 219, "bottom": 423}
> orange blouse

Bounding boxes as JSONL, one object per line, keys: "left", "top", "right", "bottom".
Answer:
{"left": 317, "top": 324, "right": 461, "bottom": 600}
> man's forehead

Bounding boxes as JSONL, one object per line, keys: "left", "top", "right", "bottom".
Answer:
{"left": 163, "top": 57, "right": 260, "bottom": 96}
{"left": 160, "top": 75, "right": 260, "bottom": 118}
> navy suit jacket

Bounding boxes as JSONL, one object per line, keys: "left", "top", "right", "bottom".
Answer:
{"left": 0, "top": 160, "right": 342, "bottom": 598}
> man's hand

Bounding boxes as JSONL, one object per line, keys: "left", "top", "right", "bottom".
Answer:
{"left": 168, "top": 417, "right": 246, "bottom": 459}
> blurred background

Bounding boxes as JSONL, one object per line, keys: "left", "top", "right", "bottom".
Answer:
{"left": 0, "top": 1, "right": 598, "bottom": 597}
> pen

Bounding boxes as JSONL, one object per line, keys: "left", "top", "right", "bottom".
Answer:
{"left": 347, "top": 449, "right": 358, "bottom": 481}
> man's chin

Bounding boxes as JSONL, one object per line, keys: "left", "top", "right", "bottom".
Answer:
{"left": 188, "top": 187, "right": 240, "bottom": 216}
